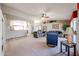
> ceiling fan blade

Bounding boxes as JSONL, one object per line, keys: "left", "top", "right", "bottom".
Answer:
{"left": 42, "top": 13, "right": 44, "bottom": 17}
{"left": 41, "top": 13, "right": 46, "bottom": 17}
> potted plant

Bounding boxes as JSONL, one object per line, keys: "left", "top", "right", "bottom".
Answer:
{"left": 62, "top": 24, "right": 70, "bottom": 37}
{"left": 62, "top": 24, "right": 70, "bottom": 31}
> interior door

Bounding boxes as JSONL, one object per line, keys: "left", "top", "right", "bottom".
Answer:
{"left": 0, "top": 5, "right": 4, "bottom": 56}
{"left": 0, "top": 11, "right": 3, "bottom": 56}
{"left": 77, "top": 11, "right": 79, "bottom": 43}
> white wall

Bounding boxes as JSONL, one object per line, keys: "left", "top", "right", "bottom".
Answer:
{"left": 6, "top": 30, "right": 27, "bottom": 39}
{"left": 47, "top": 22, "right": 63, "bottom": 32}
{"left": 4, "top": 15, "right": 27, "bottom": 39}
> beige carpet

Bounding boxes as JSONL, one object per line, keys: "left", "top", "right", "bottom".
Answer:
{"left": 5, "top": 36, "right": 78, "bottom": 56}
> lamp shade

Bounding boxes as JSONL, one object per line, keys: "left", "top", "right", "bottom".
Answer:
{"left": 65, "top": 27, "right": 74, "bottom": 35}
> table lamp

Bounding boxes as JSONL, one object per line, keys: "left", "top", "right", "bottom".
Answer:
{"left": 65, "top": 27, "right": 74, "bottom": 44}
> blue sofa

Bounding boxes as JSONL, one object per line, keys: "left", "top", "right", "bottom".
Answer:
{"left": 47, "top": 31, "right": 58, "bottom": 46}
{"left": 37, "top": 30, "right": 45, "bottom": 37}
{"left": 33, "top": 31, "right": 46, "bottom": 38}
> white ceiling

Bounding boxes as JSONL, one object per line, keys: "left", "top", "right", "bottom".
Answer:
{"left": 1, "top": 3, "right": 76, "bottom": 20}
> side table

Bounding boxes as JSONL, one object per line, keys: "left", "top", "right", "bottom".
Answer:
{"left": 60, "top": 40, "right": 76, "bottom": 56}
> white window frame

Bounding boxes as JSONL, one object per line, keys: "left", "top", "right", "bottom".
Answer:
{"left": 10, "top": 20, "right": 27, "bottom": 31}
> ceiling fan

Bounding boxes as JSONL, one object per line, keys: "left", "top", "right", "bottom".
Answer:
{"left": 41, "top": 13, "right": 50, "bottom": 19}
{"left": 41, "top": 12, "right": 50, "bottom": 23}
{"left": 41, "top": 8, "right": 50, "bottom": 19}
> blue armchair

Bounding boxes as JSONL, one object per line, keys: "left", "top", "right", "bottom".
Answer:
{"left": 47, "top": 31, "right": 58, "bottom": 46}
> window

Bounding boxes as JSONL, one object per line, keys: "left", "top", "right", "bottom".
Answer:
{"left": 10, "top": 20, "right": 27, "bottom": 30}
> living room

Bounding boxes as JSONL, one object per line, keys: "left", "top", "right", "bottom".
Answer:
{"left": 0, "top": 3, "right": 79, "bottom": 56}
